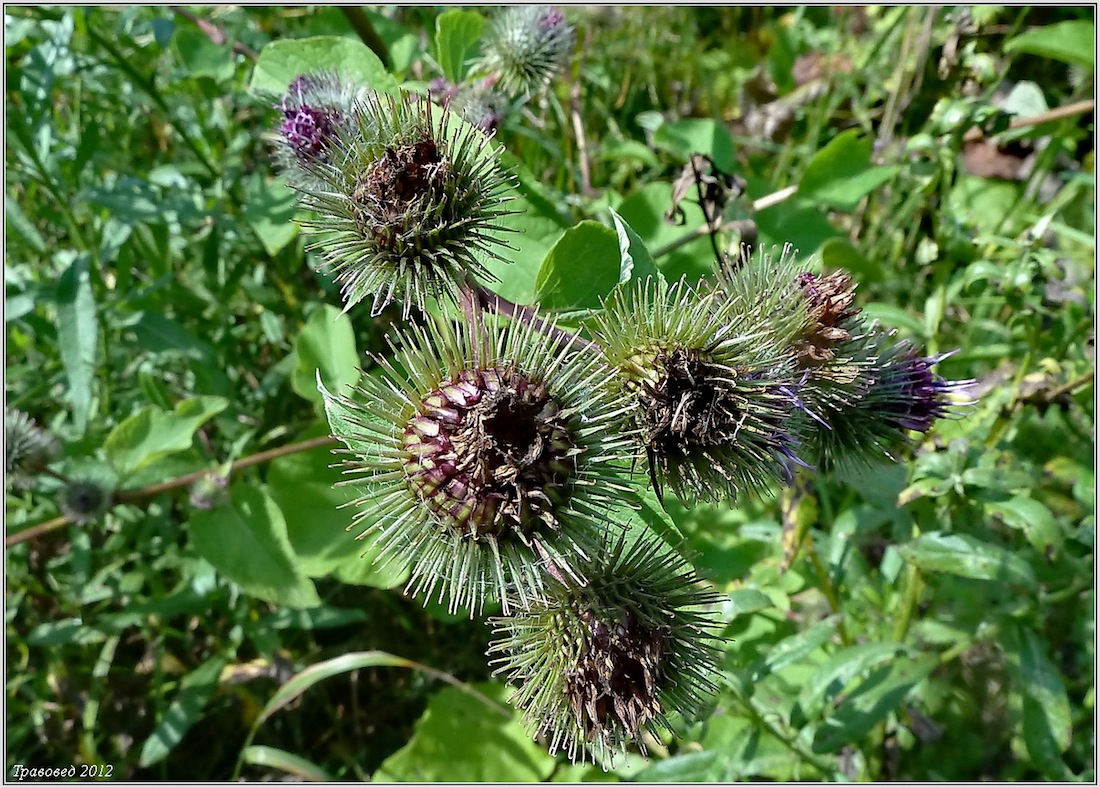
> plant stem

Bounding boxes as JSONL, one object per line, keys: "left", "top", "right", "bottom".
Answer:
{"left": 5, "top": 436, "right": 338, "bottom": 549}
{"left": 168, "top": 5, "right": 258, "bottom": 60}
{"left": 339, "top": 7, "right": 390, "bottom": 68}
{"left": 891, "top": 563, "right": 922, "bottom": 643}
{"left": 730, "top": 685, "right": 836, "bottom": 778}
{"left": 472, "top": 284, "right": 602, "bottom": 353}
{"left": 806, "top": 543, "right": 854, "bottom": 647}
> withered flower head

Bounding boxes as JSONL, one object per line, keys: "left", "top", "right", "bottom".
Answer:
{"left": 590, "top": 276, "right": 812, "bottom": 503}
{"left": 791, "top": 270, "right": 861, "bottom": 367}
{"left": 481, "top": 6, "right": 575, "bottom": 96}
{"left": 59, "top": 474, "right": 114, "bottom": 525}
{"left": 489, "top": 534, "right": 722, "bottom": 764}
{"left": 296, "top": 89, "right": 516, "bottom": 316}
{"left": 320, "top": 311, "right": 636, "bottom": 615}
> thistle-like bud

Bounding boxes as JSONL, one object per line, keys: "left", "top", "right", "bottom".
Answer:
{"left": 489, "top": 534, "right": 722, "bottom": 764}
{"left": 59, "top": 475, "right": 114, "bottom": 524}
{"left": 809, "top": 338, "right": 975, "bottom": 470}
{"left": 320, "top": 312, "right": 637, "bottom": 615}
{"left": 589, "top": 277, "right": 812, "bottom": 503}
{"left": 295, "top": 90, "right": 516, "bottom": 316}
{"left": 270, "top": 71, "right": 365, "bottom": 193}
{"left": 450, "top": 87, "right": 506, "bottom": 135}
{"left": 189, "top": 473, "right": 229, "bottom": 511}
{"left": 5, "top": 409, "right": 59, "bottom": 492}
{"left": 481, "top": 6, "right": 575, "bottom": 97}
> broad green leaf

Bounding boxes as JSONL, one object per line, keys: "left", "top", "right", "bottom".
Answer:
{"left": 188, "top": 485, "right": 321, "bottom": 608}
{"left": 260, "top": 606, "right": 368, "bottom": 631}
{"left": 754, "top": 197, "right": 841, "bottom": 259}
{"left": 173, "top": 25, "right": 234, "bottom": 81}
{"left": 987, "top": 495, "right": 1063, "bottom": 553}
{"left": 244, "top": 175, "right": 298, "bottom": 256}
{"left": 55, "top": 254, "right": 97, "bottom": 434}
{"left": 799, "top": 642, "right": 908, "bottom": 722}
{"left": 374, "top": 682, "right": 555, "bottom": 782}
{"left": 653, "top": 118, "right": 736, "bottom": 171}
{"left": 549, "top": 763, "right": 620, "bottom": 782}
{"left": 609, "top": 208, "right": 660, "bottom": 287}
{"left": 799, "top": 130, "right": 900, "bottom": 211}
{"left": 535, "top": 220, "right": 621, "bottom": 310}
{"left": 751, "top": 615, "right": 840, "bottom": 682}
{"left": 897, "top": 532, "right": 1037, "bottom": 587}
{"left": 481, "top": 195, "right": 566, "bottom": 305}
{"left": 241, "top": 746, "right": 334, "bottom": 782}
{"left": 290, "top": 305, "right": 360, "bottom": 411}
{"left": 266, "top": 429, "right": 407, "bottom": 589}
{"left": 249, "top": 36, "right": 398, "bottom": 95}
{"left": 811, "top": 654, "right": 938, "bottom": 753}
{"left": 1005, "top": 20, "right": 1095, "bottom": 68}
{"left": 139, "top": 655, "right": 227, "bottom": 767}
{"left": 434, "top": 9, "right": 484, "bottom": 83}
{"left": 724, "top": 588, "right": 774, "bottom": 620}
{"left": 104, "top": 396, "right": 228, "bottom": 480}
{"left": 616, "top": 181, "right": 715, "bottom": 282}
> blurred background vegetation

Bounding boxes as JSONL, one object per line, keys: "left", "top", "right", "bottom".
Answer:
{"left": 5, "top": 5, "right": 1094, "bottom": 781}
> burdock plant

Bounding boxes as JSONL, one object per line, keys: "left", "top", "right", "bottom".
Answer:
{"left": 488, "top": 534, "right": 722, "bottom": 764}
{"left": 320, "top": 311, "right": 636, "bottom": 615}
{"left": 291, "top": 89, "right": 516, "bottom": 316}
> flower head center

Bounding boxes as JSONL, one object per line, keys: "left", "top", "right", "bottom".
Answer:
{"left": 402, "top": 367, "right": 577, "bottom": 539}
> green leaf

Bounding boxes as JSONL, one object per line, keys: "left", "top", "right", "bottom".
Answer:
{"left": 616, "top": 181, "right": 715, "bottom": 282}
{"left": 861, "top": 302, "right": 926, "bottom": 338}
{"left": 434, "top": 9, "right": 484, "bottom": 83}
{"left": 986, "top": 495, "right": 1063, "bottom": 554}
{"left": 724, "top": 588, "right": 774, "bottom": 620}
{"left": 173, "top": 25, "right": 235, "bottom": 81}
{"left": 798, "top": 642, "right": 908, "bottom": 723}
{"left": 244, "top": 175, "right": 298, "bottom": 256}
{"left": 291, "top": 305, "right": 360, "bottom": 411}
{"left": 535, "top": 220, "right": 621, "bottom": 310}
{"left": 609, "top": 208, "right": 660, "bottom": 287}
{"left": 751, "top": 615, "right": 840, "bottom": 682}
{"left": 820, "top": 237, "right": 878, "bottom": 283}
{"left": 249, "top": 36, "right": 398, "bottom": 96}
{"left": 139, "top": 655, "right": 227, "bottom": 767}
{"left": 374, "top": 682, "right": 555, "bottom": 782}
{"left": 896, "top": 532, "right": 1037, "bottom": 587}
{"left": 241, "top": 746, "right": 334, "bottom": 782}
{"left": 811, "top": 654, "right": 938, "bottom": 753}
{"left": 255, "top": 651, "right": 503, "bottom": 727}
{"left": 188, "top": 485, "right": 321, "bottom": 608}
{"left": 632, "top": 751, "right": 725, "bottom": 782}
{"left": 266, "top": 429, "right": 408, "bottom": 589}
{"left": 104, "top": 396, "right": 228, "bottom": 480}
{"left": 1005, "top": 20, "right": 1095, "bottom": 68}
{"left": 798, "top": 130, "right": 900, "bottom": 211}
{"left": 6, "top": 199, "right": 46, "bottom": 252}
{"left": 55, "top": 254, "right": 97, "bottom": 434}
{"left": 653, "top": 118, "right": 736, "bottom": 171}
{"left": 1012, "top": 625, "right": 1073, "bottom": 758}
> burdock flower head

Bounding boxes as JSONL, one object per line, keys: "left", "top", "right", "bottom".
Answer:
{"left": 589, "top": 277, "right": 811, "bottom": 503}
{"left": 481, "top": 6, "right": 575, "bottom": 97}
{"left": 6, "top": 409, "right": 59, "bottom": 492}
{"left": 489, "top": 534, "right": 722, "bottom": 764}
{"left": 320, "top": 311, "right": 636, "bottom": 615}
{"left": 59, "top": 474, "right": 114, "bottom": 524}
{"left": 809, "top": 337, "right": 974, "bottom": 470}
{"left": 295, "top": 90, "right": 516, "bottom": 316}
{"left": 270, "top": 71, "right": 364, "bottom": 192}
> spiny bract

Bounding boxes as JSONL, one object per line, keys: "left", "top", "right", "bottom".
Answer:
{"left": 320, "top": 311, "right": 638, "bottom": 615}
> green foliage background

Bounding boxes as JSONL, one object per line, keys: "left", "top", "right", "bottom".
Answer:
{"left": 5, "top": 6, "right": 1094, "bottom": 781}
